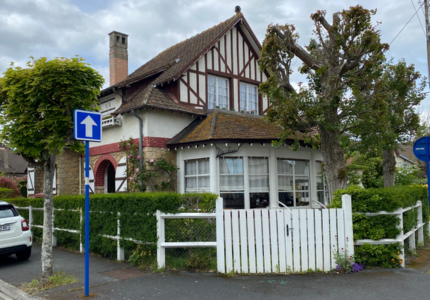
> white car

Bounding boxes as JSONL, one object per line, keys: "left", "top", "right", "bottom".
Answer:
{"left": 0, "top": 201, "right": 32, "bottom": 260}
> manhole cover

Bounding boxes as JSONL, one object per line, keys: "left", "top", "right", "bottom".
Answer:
{"left": 100, "top": 268, "right": 147, "bottom": 280}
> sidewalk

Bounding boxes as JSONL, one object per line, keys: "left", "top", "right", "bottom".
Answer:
{"left": 1, "top": 243, "right": 429, "bottom": 300}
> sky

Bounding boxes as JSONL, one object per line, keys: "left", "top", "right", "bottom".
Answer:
{"left": 1, "top": 0, "right": 429, "bottom": 110}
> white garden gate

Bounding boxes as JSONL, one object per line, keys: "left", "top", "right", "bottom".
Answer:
{"left": 216, "top": 195, "right": 353, "bottom": 273}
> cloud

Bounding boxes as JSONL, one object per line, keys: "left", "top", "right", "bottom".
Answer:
{"left": 1, "top": 0, "right": 429, "bottom": 108}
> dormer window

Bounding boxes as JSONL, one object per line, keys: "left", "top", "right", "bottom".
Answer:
{"left": 240, "top": 82, "right": 258, "bottom": 114}
{"left": 208, "top": 75, "right": 229, "bottom": 109}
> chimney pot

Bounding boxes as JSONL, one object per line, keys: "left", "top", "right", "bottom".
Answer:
{"left": 235, "top": 6, "right": 241, "bottom": 13}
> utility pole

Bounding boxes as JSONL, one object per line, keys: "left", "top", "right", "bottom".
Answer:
{"left": 425, "top": 0, "right": 430, "bottom": 89}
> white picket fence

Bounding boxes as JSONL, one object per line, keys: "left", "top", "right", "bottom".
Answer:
{"left": 156, "top": 195, "right": 354, "bottom": 273}
{"left": 355, "top": 200, "right": 428, "bottom": 267}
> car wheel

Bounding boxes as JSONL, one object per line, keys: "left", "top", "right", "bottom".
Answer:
{"left": 16, "top": 247, "right": 31, "bottom": 261}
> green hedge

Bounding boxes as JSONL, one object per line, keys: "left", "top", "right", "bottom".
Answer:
{"left": 8, "top": 192, "right": 218, "bottom": 260}
{"left": 330, "top": 185, "right": 429, "bottom": 268}
{"left": 0, "top": 187, "right": 15, "bottom": 199}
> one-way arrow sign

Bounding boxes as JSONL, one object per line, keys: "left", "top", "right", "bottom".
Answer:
{"left": 74, "top": 109, "right": 102, "bottom": 142}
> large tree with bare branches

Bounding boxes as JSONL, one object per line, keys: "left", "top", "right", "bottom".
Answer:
{"left": 259, "top": 6, "right": 389, "bottom": 201}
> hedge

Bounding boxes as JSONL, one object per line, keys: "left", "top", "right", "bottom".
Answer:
{"left": 0, "top": 187, "right": 15, "bottom": 199}
{"left": 6, "top": 192, "right": 218, "bottom": 260}
{"left": 330, "top": 185, "right": 429, "bottom": 268}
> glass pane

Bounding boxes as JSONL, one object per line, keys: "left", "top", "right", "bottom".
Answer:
{"left": 277, "top": 159, "right": 293, "bottom": 175}
{"left": 185, "top": 177, "right": 197, "bottom": 193}
{"left": 295, "top": 192, "right": 310, "bottom": 207}
{"left": 185, "top": 160, "right": 197, "bottom": 175}
{"left": 198, "top": 159, "right": 209, "bottom": 175}
{"left": 248, "top": 157, "right": 268, "bottom": 174}
{"left": 220, "top": 158, "right": 243, "bottom": 175}
{"left": 295, "top": 176, "right": 309, "bottom": 191}
{"left": 208, "top": 76, "right": 216, "bottom": 85}
{"left": 279, "top": 192, "right": 295, "bottom": 207}
{"left": 249, "top": 175, "right": 269, "bottom": 192}
{"left": 317, "top": 191, "right": 325, "bottom": 205}
{"left": 278, "top": 175, "right": 293, "bottom": 191}
{"left": 240, "top": 83, "right": 247, "bottom": 112}
{"left": 250, "top": 192, "right": 270, "bottom": 208}
{"left": 222, "top": 193, "right": 244, "bottom": 209}
{"left": 220, "top": 175, "right": 244, "bottom": 191}
{"left": 316, "top": 161, "right": 323, "bottom": 174}
{"left": 295, "top": 160, "right": 309, "bottom": 175}
{"left": 198, "top": 176, "right": 210, "bottom": 192}
{"left": 317, "top": 175, "right": 324, "bottom": 190}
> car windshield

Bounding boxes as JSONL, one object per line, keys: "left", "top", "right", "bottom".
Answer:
{"left": 0, "top": 205, "right": 19, "bottom": 219}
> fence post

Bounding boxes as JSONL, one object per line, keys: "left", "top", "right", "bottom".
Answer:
{"left": 117, "top": 212, "right": 125, "bottom": 261}
{"left": 29, "top": 205, "right": 33, "bottom": 230}
{"left": 395, "top": 208, "right": 405, "bottom": 268}
{"left": 417, "top": 201, "right": 424, "bottom": 246}
{"left": 156, "top": 210, "right": 165, "bottom": 269}
{"left": 342, "top": 194, "right": 354, "bottom": 256}
{"left": 216, "top": 197, "right": 225, "bottom": 273}
{"left": 79, "top": 209, "right": 83, "bottom": 253}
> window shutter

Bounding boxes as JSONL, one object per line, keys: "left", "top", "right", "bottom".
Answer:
{"left": 27, "top": 168, "right": 35, "bottom": 195}
{"left": 115, "top": 157, "right": 127, "bottom": 192}
{"left": 53, "top": 167, "right": 57, "bottom": 195}
{"left": 88, "top": 165, "right": 95, "bottom": 194}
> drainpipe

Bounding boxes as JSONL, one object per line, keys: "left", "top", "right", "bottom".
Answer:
{"left": 79, "top": 157, "right": 82, "bottom": 195}
{"left": 132, "top": 109, "right": 143, "bottom": 189}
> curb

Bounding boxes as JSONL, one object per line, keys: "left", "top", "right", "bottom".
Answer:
{"left": 0, "top": 279, "right": 45, "bottom": 300}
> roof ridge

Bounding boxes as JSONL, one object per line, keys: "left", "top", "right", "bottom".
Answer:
{"left": 209, "top": 111, "right": 218, "bottom": 139}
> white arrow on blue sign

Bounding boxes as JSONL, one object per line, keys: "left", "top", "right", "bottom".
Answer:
{"left": 74, "top": 109, "right": 102, "bottom": 142}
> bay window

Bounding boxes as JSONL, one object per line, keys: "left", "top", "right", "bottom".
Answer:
{"left": 278, "top": 159, "right": 310, "bottom": 207}
{"left": 208, "top": 75, "right": 229, "bottom": 109}
{"left": 185, "top": 159, "right": 210, "bottom": 193}
{"left": 240, "top": 82, "right": 258, "bottom": 114}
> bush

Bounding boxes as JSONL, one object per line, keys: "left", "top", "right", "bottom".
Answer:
{"left": 0, "top": 177, "right": 20, "bottom": 198}
{"left": 330, "top": 185, "right": 429, "bottom": 268}
{"left": 0, "top": 187, "right": 15, "bottom": 199}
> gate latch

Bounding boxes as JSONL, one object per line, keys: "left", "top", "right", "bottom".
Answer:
{"left": 286, "top": 224, "right": 293, "bottom": 237}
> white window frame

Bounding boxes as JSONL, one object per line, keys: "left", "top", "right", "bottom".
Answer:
{"left": 240, "top": 82, "right": 258, "bottom": 114}
{"left": 316, "top": 161, "right": 328, "bottom": 205}
{"left": 208, "top": 75, "right": 229, "bottom": 109}
{"left": 185, "top": 158, "right": 210, "bottom": 193}
{"left": 277, "top": 158, "right": 310, "bottom": 207}
{"left": 100, "top": 100, "right": 115, "bottom": 117}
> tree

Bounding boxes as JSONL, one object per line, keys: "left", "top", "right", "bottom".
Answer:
{"left": 351, "top": 61, "right": 425, "bottom": 187}
{"left": 0, "top": 57, "right": 104, "bottom": 281}
{"left": 259, "top": 5, "right": 389, "bottom": 200}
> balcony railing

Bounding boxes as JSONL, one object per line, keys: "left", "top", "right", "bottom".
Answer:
{"left": 102, "top": 116, "right": 121, "bottom": 128}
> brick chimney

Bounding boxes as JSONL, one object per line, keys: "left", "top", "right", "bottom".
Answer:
{"left": 109, "top": 31, "right": 129, "bottom": 86}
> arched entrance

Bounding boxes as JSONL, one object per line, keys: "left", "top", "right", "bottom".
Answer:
{"left": 94, "top": 154, "right": 118, "bottom": 194}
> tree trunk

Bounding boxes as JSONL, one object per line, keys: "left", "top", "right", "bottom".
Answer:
{"left": 41, "top": 150, "right": 57, "bottom": 282}
{"left": 383, "top": 149, "right": 396, "bottom": 187}
{"left": 320, "top": 128, "right": 348, "bottom": 202}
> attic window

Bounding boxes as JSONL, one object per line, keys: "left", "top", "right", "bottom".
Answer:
{"left": 122, "top": 37, "right": 125, "bottom": 44}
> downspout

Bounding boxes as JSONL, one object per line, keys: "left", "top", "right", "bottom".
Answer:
{"left": 132, "top": 109, "right": 143, "bottom": 189}
{"left": 79, "top": 157, "right": 82, "bottom": 195}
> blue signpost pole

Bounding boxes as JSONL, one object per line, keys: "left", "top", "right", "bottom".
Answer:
{"left": 85, "top": 141, "right": 90, "bottom": 297}
{"left": 426, "top": 137, "right": 430, "bottom": 210}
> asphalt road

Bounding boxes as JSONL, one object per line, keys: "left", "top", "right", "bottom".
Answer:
{"left": 0, "top": 243, "right": 429, "bottom": 300}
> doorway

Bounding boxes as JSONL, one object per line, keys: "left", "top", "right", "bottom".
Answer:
{"left": 105, "top": 163, "right": 116, "bottom": 193}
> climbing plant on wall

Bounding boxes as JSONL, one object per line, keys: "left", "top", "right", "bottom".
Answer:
{"left": 119, "top": 138, "right": 178, "bottom": 192}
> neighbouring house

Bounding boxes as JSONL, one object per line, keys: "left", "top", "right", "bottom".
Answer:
{"left": 0, "top": 143, "right": 27, "bottom": 179}
{"left": 28, "top": 7, "right": 327, "bottom": 207}
{"left": 395, "top": 145, "right": 415, "bottom": 168}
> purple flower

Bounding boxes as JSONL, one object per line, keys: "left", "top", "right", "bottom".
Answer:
{"left": 130, "top": 177, "right": 134, "bottom": 181}
{"left": 167, "top": 179, "right": 170, "bottom": 182}
{"left": 150, "top": 159, "right": 154, "bottom": 163}
{"left": 352, "top": 263, "right": 364, "bottom": 273}
{"left": 137, "top": 155, "right": 141, "bottom": 159}
{"left": 136, "top": 168, "right": 140, "bottom": 172}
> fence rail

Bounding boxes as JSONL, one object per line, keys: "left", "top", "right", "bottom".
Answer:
{"left": 13, "top": 206, "right": 148, "bottom": 261}
{"left": 354, "top": 200, "right": 428, "bottom": 267}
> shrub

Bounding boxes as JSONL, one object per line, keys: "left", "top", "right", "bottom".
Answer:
{"left": 0, "top": 177, "right": 20, "bottom": 198}
{"left": 0, "top": 187, "right": 14, "bottom": 199}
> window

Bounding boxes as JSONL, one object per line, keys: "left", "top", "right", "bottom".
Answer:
{"left": 0, "top": 205, "right": 19, "bottom": 219}
{"left": 240, "top": 82, "right": 258, "bottom": 114}
{"left": 249, "top": 157, "right": 269, "bottom": 208}
{"left": 219, "top": 157, "right": 244, "bottom": 209}
{"left": 278, "top": 159, "right": 310, "bottom": 207}
{"left": 316, "top": 161, "right": 328, "bottom": 205}
{"left": 122, "top": 37, "right": 125, "bottom": 44}
{"left": 208, "top": 75, "right": 229, "bottom": 109}
{"left": 185, "top": 159, "right": 210, "bottom": 193}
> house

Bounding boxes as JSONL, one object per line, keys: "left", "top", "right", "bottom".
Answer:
{"left": 28, "top": 7, "right": 326, "bottom": 207}
{"left": 395, "top": 146, "right": 415, "bottom": 168}
{"left": 0, "top": 143, "right": 27, "bottom": 179}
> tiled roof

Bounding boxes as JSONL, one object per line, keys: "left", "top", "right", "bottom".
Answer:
{"left": 167, "top": 110, "right": 304, "bottom": 146}
{"left": 0, "top": 148, "right": 27, "bottom": 174}
{"left": 126, "top": 14, "right": 241, "bottom": 87}
{"left": 113, "top": 81, "right": 205, "bottom": 115}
